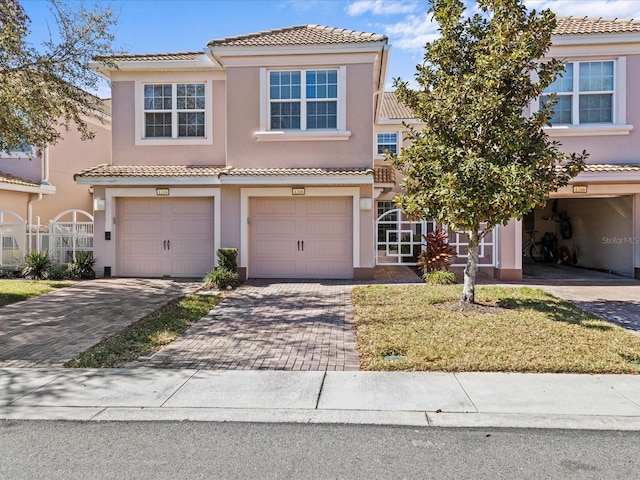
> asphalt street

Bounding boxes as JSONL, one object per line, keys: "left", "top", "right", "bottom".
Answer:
{"left": 1, "top": 421, "right": 639, "bottom": 479}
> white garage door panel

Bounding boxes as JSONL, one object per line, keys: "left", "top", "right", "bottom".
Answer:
{"left": 118, "top": 198, "right": 215, "bottom": 278}
{"left": 249, "top": 197, "right": 352, "bottom": 279}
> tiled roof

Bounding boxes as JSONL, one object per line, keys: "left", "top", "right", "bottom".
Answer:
{"left": 554, "top": 16, "right": 640, "bottom": 35}
{"left": 75, "top": 165, "right": 373, "bottom": 179}
{"left": 75, "top": 165, "right": 227, "bottom": 178}
{"left": 583, "top": 164, "right": 640, "bottom": 173}
{"left": 96, "top": 52, "right": 202, "bottom": 62}
{"left": 0, "top": 171, "right": 39, "bottom": 188}
{"left": 208, "top": 25, "right": 386, "bottom": 47}
{"left": 222, "top": 167, "right": 372, "bottom": 176}
{"left": 381, "top": 92, "right": 415, "bottom": 120}
{"left": 374, "top": 165, "right": 396, "bottom": 184}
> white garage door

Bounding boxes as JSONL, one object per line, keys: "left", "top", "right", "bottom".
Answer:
{"left": 249, "top": 197, "right": 353, "bottom": 279}
{"left": 117, "top": 197, "right": 215, "bottom": 277}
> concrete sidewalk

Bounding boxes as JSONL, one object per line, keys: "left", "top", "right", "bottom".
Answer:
{"left": 3, "top": 368, "right": 640, "bottom": 431}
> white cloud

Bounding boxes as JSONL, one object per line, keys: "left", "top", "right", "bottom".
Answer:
{"left": 525, "top": 0, "right": 640, "bottom": 19}
{"left": 346, "top": 0, "right": 419, "bottom": 17}
{"left": 384, "top": 9, "right": 439, "bottom": 51}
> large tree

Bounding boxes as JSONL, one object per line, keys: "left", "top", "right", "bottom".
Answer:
{"left": 392, "top": 0, "right": 586, "bottom": 304}
{"left": 0, "top": 0, "right": 119, "bottom": 153}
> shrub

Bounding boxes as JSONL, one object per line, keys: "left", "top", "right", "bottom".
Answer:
{"left": 217, "top": 248, "right": 238, "bottom": 272}
{"left": 204, "top": 269, "right": 240, "bottom": 290}
{"left": 424, "top": 270, "right": 457, "bottom": 285}
{"left": 417, "top": 228, "right": 456, "bottom": 275}
{"left": 68, "top": 252, "right": 96, "bottom": 279}
{"left": 21, "top": 250, "right": 52, "bottom": 280}
{"left": 47, "top": 263, "right": 69, "bottom": 280}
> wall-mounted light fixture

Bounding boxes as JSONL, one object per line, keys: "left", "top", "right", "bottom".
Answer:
{"left": 93, "top": 199, "right": 106, "bottom": 211}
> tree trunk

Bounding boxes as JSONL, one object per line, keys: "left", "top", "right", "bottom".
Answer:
{"left": 461, "top": 229, "right": 480, "bottom": 304}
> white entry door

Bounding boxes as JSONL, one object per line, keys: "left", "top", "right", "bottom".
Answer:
{"left": 249, "top": 197, "right": 353, "bottom": 279}
{"left": 117, "top": 197, "right": 215, "bottom": 277}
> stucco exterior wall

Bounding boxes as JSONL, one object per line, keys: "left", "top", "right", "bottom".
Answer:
{"left": 0, "top": 191, "right": 29, "bottom": 220}
{"left": 110, "top": 75, "right": 226, "bottom": 166}
{"left": 0, "top": 155, "right": 41, "bottom": 183}
{"left": 226, "top": 63, "right": 374, "bottom": 169}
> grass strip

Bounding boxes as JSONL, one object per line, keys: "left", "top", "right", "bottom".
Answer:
{"left": 0, "top": 279, "right": 72, "bottom": 307}
{"left": 353, "top": 284, "right": 640, "bottom": 374}
{"left": 65, "top": 294, "right": 221, "bottom": 368}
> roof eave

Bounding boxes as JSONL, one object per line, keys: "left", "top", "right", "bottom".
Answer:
{"left": 0, "top": 183, "right": 56, "bottom": 194}
{"left": 209, "top": 41, "right": 388, "bottom": 60}
{"left": 74, "top": 176, "right": 223, "bottom": 186}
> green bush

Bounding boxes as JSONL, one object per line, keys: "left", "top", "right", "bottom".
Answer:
{"left": 217, "top": 248, "right": 238, "bottom": 272}
{"left": 47, "top": 263, "right": 69, "bottom": 280}
{"left": 204, "top": 269, "right": 240, "bottom": 290}
{"left": 68, "top": 252, "right": 96, "bottom": 279}
{"left": 423, "top": 270, "right": 457, "bottom": 285}
{"left": 21, "top": 250, "right": 52, "bottom": 280}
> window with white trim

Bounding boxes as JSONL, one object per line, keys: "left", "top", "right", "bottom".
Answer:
{"left": 269, "top": 69, "right": 338, "bottom": 130}
{"left": 377, "top": 133, "right": 398, "bottom": 154}
{"left": 540, "top": 61, "right": 614, "bottom": 125}
{"left": 144, "top": 83, "right": 206, "bottom": 138}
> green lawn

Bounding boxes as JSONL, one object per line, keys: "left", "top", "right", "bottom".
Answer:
{"left": 352, "top": 284, "right": 640, "bottom": 374}
{"left": 0, "top": 279, "right": 73, "bottom": 307}
{"left": 65, "top": 294, "right": 221, "bottom": 368}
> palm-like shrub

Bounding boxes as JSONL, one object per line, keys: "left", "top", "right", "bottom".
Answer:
{"left": 21, "top": 251, "right": 52, "bottom": 280}
{"left": 69, "top": 252, "right": 96, "bottom": 279}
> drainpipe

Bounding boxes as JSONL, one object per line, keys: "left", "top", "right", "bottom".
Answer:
{"left": 26, "top": 193, "right": 43, "bottom": 253}
{"left": 41, "top": 145, "right": 51, "bottom": 185}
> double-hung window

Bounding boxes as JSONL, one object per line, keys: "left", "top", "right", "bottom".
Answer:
{"left": 377, "top": 133, "right": 398, "bottom": 155}
{"left": 540, "top": 61, "right": 614, "bottom": 125}
{"left": 269, "top": 69, "right": 338, "bottom": 130}
{"left": 143, "top": 83, "right": 206, "bottom": 138}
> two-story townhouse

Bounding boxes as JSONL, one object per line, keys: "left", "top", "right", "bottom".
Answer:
{"left": 78, "top": 26, "right": 389, "bottom": 279}
{"left": 373, "top": 16, "right": 640, "bottom": 281}
{"left": 0, "top": 104, "right": 111, "bottom": 266}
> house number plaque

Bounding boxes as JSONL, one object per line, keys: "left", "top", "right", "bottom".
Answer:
{"left": 292, "top": 187, "right": 305, "bottom": 196}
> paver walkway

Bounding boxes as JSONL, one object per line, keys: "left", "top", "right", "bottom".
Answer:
{"left": 0, "top": 279, "right": 200, "bottom": 367}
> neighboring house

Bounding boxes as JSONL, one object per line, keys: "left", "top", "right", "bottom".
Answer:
{"left": 78, "top": 18, "right": 640, "bottom": 281}
{"left": 0, "top": 102, "right": 111, "bottom": 266}
{"left": 374, "top": 16, "right": 640, "bottom": 281}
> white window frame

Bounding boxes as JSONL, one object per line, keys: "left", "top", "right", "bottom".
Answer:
{"left": 256, "top": 66, "right": 350, "bottom": 142}
{"left": 135, "top": 80, "right": 213, "bottom": 146}
{"left": 535, "top": 57, "right": 632, "bottom": 137}
{"left": 376, "top": 132, "right": 399, "bottom": 156}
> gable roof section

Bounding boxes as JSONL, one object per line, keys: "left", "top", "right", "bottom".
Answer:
{"left": 0, "top": 171, "right": 39, "bottom": 188}
{"left": 380, "top": 92, "right": 415, "bottom": 120}
{"left": 0, "top": 170, "right": 56, "bottom": 194}
{"left": 208, "top": 25, "right": 386, "bottom": 48}
{"left": 554, "top": 17, "right": 640, "bottom": 35}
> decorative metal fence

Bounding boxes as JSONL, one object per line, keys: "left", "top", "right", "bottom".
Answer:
{"left": 0, "top": 209, "right": 93, "bottom": 269}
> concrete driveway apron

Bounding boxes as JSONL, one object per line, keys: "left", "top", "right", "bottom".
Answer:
{"left": 0, "top": 279, "right": 200, "bottom": 367}
{"left": 139, "top": 280, "right": 363, "bottom": 371}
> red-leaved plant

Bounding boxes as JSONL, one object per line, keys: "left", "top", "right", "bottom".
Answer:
{"left": 417, "top": 228, "right": 456, "bottom": 275}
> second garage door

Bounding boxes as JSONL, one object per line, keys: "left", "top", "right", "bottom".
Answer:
{"left": 117, "top": 197, "right": 215, "bottom": 277}
{"left": 249, "top": 197, "right": 353, "bottom": 279}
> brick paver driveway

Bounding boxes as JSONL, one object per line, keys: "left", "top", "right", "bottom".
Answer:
{"left": 138, "top": 281, "right": 363, "bottom": 371}
{"left": 0, "top": 279, "right": 200, "bottom": 367}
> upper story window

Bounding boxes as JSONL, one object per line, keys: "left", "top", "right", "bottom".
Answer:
{"left": 377, "top": 133, "right": 398, "bottom": 155}
{"left": 144, "top": 83, "right": 205, "bottom": 138}
{"left": 269, "top": 69, "right": 338, "bottom": 130}
{"left": 257, "top": 66, "right": 349, "bottom": 142}
{"left": 135, "top": 79, "right": 212, "bottom": 146}
{"left": 540, "top": 61, "right": 614, "bottom": 125}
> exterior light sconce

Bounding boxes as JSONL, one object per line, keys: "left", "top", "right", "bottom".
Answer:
{"left": 359, "top": 197, "right": 373, "bottom": 210}
{"left": 93, "top": 199, "right": 106, "bottom": 211}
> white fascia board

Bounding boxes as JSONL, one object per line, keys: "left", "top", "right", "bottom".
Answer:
{"left": 569, "top": 171, "right": 640, "bottom": 183}
{"left": 220, "top": 175, "right": 373, "bottom": 185}
{"left": 552, "top": 32, "right": 640, "bottom": 47}
{"left": 0, "top": 183, "right": 56, "bottom": 194}
{"left": 549, "top": 39, "right": 640, "bottom": 57}
{"left": 91, "top": 57, "right": 221, "bottom": 78}
{"left": 376, "top": 118, "right": 421, "bottom": 125}
{"left": 210, "top": 41, "right": 387, "bottom": 59}
{"left": 211, "top": 51, "right": 381, "bottom": 68}
{"left": 75, "top": 176, "right": 222, "bottom": 186}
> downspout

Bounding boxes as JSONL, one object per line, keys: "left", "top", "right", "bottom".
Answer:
{"left": 26, "top": 193, "right": 43, "bottom": 253}
{"left": 26, "top": 146, "right": 50, "bottom": 252}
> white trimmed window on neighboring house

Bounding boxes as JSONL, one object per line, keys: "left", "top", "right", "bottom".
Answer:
{"left": 537, "top": 59, "right": 631, "bottom": 136}
{"left": 136, "top": 81, "right": 212, "bottom": 145}
{"left": 377, "top": 132, "right": 398, "bottom": 155}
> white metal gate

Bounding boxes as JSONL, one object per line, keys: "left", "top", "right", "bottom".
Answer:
{"left": 49, "top": 210, "right": 94, "bottom": 264}
{"left": 0, "top": 210, "right": 27, "bottom": 267}
{"left": 375, "top": 205, "right": 496, "bottom": 267}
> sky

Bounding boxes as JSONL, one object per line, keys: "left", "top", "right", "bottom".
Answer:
{"left": 19, "top": 0, "right": 640, "bottom": 97}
